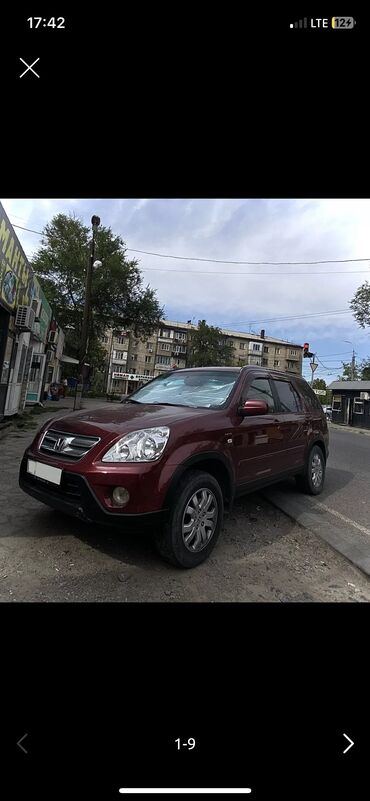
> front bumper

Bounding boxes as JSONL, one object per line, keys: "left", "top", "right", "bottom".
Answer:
{"left": 19, "top": 456, "right": 168, "bottom": 528}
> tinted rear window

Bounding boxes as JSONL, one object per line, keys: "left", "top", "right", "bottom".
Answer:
{"left": 273, "top": 380, "right": 301, "bottom": 412}
{"left": 295, "top": 380, "right": 323, "bottom": 412}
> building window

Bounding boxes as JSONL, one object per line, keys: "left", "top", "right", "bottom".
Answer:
{"left": 239, "top": 342, "right": 246, "bottom": 349}
{"left": 157, "top": 355, "right": 171, "bottom": 365}
{"left": 129, "top": 369, "right": 136, "bottom": 375}
{"left": 113, "top": 350, "right": 126, "bottom": 360}
{"left": 131, "top": 354, "right": 138, "bottom": 361}
{"left": 332, "top": 395, "right": 342, "bottom": 410}
{"left": 175, "top": 332, "right": 187, "bottom": 341}
{"left": 144, "top": 370, "right": 151, "bottom": 376}
{"left": 160, "top": 343, "right": 171, "bottom": 351}
{"left": 274, "top": 360, "right": 280, "bottom": 367}
{"left": 287, "top": 360, "right": 295, "bottom": 369}
{"left": 146, "top": 342, "right": 153, "bottom": 349}
{"left": 159, "top": 328, "right": 171, "bottom": 338}
{"left": 262, "top": 358, "right": 268, "bottom": 366}
{"left": 354, "top": 397, "right": 364, "bottom": 414}
{"left": 290, "top": 349, "right": 297, "bottom": 356}
{"left": 101, "top": 335, "right": 108, "bottom": 343}
{"left": 275, "top": 347, "right": 281, "bottom": 354}
{"left": 116, "top": 336, "right": 126, "bottom": 344}
{"left": 145, "top": 355, "right": 152, "bottom": 363}
{"left": 263, "top": 346, "right": 269, "bottom": 353}
{"left": 252, "top": 343, "right": 261, "bottom": 351}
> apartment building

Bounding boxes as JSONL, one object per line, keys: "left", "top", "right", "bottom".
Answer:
{"left": 102, "top": 321, "right": 303, "bottom": 395}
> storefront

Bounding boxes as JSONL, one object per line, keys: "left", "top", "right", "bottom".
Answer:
{"left": 328, "top": 381, "right": 370, "bottom": 430}
{"left": 0, "top": 202, "right": 55, "bottom": 417}
{"left": 111, "top": 371, "right": 152, "bottom": 396}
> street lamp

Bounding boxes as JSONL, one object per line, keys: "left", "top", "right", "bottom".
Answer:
{"left": 343, "top": 340, "right": 356, "bottom": 380}
{"left": 74, "top": 215, "right": 101, "bottom": 410}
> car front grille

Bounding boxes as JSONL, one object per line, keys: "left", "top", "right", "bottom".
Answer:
{"left": 39, "top": 428, "right": 100, "bottom": 461}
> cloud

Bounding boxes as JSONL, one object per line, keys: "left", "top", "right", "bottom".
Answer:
{"left": 2, "top": 197, "right": 370, "bottom": 379}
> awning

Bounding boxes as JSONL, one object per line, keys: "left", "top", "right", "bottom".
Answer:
{"left": 60, "top": 354, "right": 79, "bottom": 364}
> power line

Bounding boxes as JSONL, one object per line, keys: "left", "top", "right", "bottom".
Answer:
{"left": 138, "top": 267, "right": 369, "bottom": 276}
{"left": 12, "top": 223, "right": 44, "bottom": 235}
{"left": 215, "top": 309, "right": 352, "bottom": 326}
{"left": 127, "top": 247, "right": 370, "bottom": 266}
{"left": 10, "top": 222, "right": 370, "bottom": 271}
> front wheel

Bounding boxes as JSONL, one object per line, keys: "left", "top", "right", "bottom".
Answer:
{"left": 155, "top": 470, "right": 224, "bottom": 568}
{"left": 295, "top": 444, "right": 326, "bottom": 495}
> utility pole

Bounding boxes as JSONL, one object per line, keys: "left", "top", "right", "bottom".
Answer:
{"left": 74, "top": 215, "right": 101, "bottom": 411}
{"left": 351, "top": 348, "right": 356, "bottom": 380}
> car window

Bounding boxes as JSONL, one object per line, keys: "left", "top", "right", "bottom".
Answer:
{"left": 295, "top": 380, "right": 323, "bottom": 412}
{"left": 244, "top": 378, "right": 275, "bottom": 412}
{"left": 127, "top": 370, "right": 240, "bottom": 408}
{"left": 273, "top": 380, "right": 301, "bottom": 412}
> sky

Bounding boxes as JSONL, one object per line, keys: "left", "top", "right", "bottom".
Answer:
{"left": 2, "top": 198, "right": 370, "bottom": 384}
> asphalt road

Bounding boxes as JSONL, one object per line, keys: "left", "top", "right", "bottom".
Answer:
{"left": 1, "top": 410, "right": 370, "bottom": 602}
{"left": 324, "top": 426, "right": 370, "bottom": 528}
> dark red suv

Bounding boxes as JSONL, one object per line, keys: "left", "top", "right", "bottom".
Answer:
{"left": 19, "top": 367, "right": 329, "bottom": 568}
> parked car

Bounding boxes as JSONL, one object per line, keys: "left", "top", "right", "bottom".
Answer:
{"left": 19, "top": 367, "right": 329, "bottom": 568}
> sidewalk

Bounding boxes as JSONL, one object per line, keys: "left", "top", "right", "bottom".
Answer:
{"left": 329, "top": 421, "right": 370, "bottom": 437}
{"left": 0, "top": 396, "right": 115, "bottom": 440}
{"left": 42, "top": 395, "right": 117, "bottom": 412}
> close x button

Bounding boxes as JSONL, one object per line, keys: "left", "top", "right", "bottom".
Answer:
{"left": 19, "top": 58, "right": 40, "bottom": 78}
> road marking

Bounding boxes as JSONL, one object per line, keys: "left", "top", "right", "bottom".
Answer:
{"left": 315, "top": 501, "right": 370, "bottom": 538}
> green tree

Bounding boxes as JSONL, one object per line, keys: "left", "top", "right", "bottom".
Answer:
{"left": 350, "top": 281, "right": 370, "bottom": 328}
{"left": 337, "top": 361, "right": 361, "bottom": 381}
{"left": 32, "top": 213, "right": 164, "bottom": 366}
{"left": 359, "top": 358, "right": 370, "bottom": 380}
{"left": 187, "top": 320, "right": 234, "bottom": 367}
{"left": 312, "top": 378, "right": 326, "bottom": 390}
{"left": 312, "top": 378, "right": 330, "bottom": 405}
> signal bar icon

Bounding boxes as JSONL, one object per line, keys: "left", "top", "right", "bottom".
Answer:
{"left": 290, "top": 19, "right": 308, "bottom": 29}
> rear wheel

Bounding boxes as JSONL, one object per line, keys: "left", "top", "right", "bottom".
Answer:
{"left": 295, "top": 444, "right": 325, "bottom": 495}
{"left": 155, "top": 470, "right": 224, "bottom": 568}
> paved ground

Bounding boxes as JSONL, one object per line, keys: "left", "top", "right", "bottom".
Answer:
{"left": 265, "top": 424, "right": 370, "bottom": 576}
{"left": 1, "top": 402, "right": 370, "bottom": 602}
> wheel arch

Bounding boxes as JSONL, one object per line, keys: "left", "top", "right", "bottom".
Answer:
{"left": 163, "top": 452, "right": 235, "bottom": 512}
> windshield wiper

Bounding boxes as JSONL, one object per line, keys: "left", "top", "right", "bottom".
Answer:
{"left": 122, "top": 398, "right": 141, "bottom": 404}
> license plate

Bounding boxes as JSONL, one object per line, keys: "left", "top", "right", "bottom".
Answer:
{"left": 27, "top": 459, "right": 62, "bottom": 485}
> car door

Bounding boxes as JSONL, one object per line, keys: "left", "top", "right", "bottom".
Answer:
{"left": 233, "top": 374, "right": 284, "bottom": 486}
{"left": 270, "top": 377, "right": 307, "bottom": 472}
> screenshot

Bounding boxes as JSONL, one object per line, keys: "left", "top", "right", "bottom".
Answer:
{"left": 0, "top": 7, "right": 368, "bottom": 801}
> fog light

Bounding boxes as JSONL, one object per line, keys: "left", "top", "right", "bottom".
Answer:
{"left": 112, "top": 487, "right": 130, "bottom": 506}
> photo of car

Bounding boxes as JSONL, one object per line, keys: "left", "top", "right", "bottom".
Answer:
{"left": 19, "top": 366, "right": 329, "bottom": 569}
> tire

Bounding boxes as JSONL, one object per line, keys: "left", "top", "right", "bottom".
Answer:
{"left": 295, "top": 444, "right": 326, "bottom": 495}
{"left": 155, "top": 470, "right": 224, "bottom": 568}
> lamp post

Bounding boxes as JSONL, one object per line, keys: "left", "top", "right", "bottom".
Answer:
{"left": 74, "top": 215, "right": 101, "bottom": 410}
{"left": 343, "top": 340, "right": 356, "bottom": 380}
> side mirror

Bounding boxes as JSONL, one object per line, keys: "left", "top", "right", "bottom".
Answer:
{"left": 239, "top": 399, "right": 269, "bottom": 416}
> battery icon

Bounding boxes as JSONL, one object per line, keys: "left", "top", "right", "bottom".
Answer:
{"left": 331, "top": 17, "right": 356, "bottom": 28}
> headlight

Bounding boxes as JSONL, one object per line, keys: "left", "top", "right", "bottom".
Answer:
{"left": 102, "top": 427, "right": 170, "bottom": 463}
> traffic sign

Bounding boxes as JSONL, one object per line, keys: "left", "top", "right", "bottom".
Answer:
{"left": 310, "top": 363, "right": 318, "bottom": 373}
{"left": 313, "top": 389, "right": 326, "bottom": 395}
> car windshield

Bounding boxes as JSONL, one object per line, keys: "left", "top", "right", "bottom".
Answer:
{"left": 127, "top": 370, "right": 241, "bottom": 408}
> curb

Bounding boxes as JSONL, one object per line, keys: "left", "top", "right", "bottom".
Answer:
{"left": 264, "top": 487, "right": 370, "bottom": 578}
{"left": 329, "top": 422, "right": 370, "bottom": 438}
